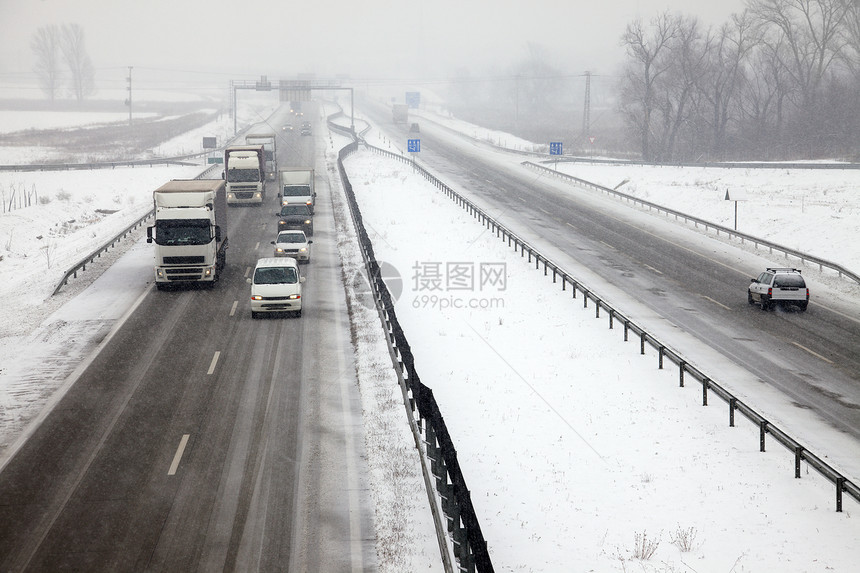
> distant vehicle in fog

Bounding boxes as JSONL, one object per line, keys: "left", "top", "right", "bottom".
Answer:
{"left": 223, "top": 145, "right": 266, "bottom": 205}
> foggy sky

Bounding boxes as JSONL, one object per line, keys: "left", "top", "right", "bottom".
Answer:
{"left": 0, "top": 0, "right": 746, "bottom": 90}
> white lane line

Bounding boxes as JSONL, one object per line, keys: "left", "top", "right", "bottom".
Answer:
{"left": 244, "top": 266, "right": 252, "bottom": 279}
{"left": 207, "top": 351, "right": 220, "bottom": 375}
{"left": 334, "top": 295, "right": 364, "bottom": 571}
{"left": 702, "top": 296, "right": 732, "bottom": 311}
{"left": 642, "top": 264, "right": 663, "bottom": 275}
{"left": 168, "top": 434, "right": 190, "bottom": 476}
{"left": 230, "top": 300, "right": 238, "bottom": 317}
{"left": 791, "top": 341, "right": 835, "bottom": 364}
{"left": 254, "top": 241, "right": 260, "bottom": 250}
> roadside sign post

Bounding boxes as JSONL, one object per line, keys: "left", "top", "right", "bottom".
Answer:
{"left": 550, "top": 141, "right": 562, "bottom": 170}
{"left": 408, "top": 139, "right": 420, "bottom": 171}
{"left": 725, "top": 189, "right": 748, "bottom": 231}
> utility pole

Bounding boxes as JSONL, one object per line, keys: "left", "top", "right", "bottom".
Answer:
{"left": 126, "top": 66, "right": 133, "bottom": 127}
{"left": 515, "top": 74, "right": 521, "bottom": 127}
{"left": 582, "top": 70, "right": 591, "bottom": 140}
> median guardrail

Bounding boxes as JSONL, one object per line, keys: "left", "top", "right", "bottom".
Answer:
{"left": 330, "top": 109, "right": 493, "bottom": 572}
{"left": 523, "top": 161, "right": 860, "bottom": 285}
{"left": 360, "top": 142, "right": 860, "bottom": 513}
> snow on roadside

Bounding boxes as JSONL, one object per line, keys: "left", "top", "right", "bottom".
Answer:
{"left": 324, "top": 135, "right": 445, "bottom": 572}
{"left": 0, "top": 96, "right": 279, "bottom": 456}
{"left": 341, "top": 145, "right": 860, "bottom": 572}
{"left": 552, "top": 161, "right": 860, "bottom": 282}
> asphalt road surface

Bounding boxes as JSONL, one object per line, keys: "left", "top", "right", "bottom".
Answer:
{"left": 360, "top": 96, "right": 860, "bottom": 446}
{"left": 0, "top": 106, "right": 376, "bottom": 572}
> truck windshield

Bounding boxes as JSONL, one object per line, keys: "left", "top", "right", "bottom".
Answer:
{"left": 282, "top": 185, "right": 309, "bottom": 196}
{"left": 254, "top": 267, "right": 298, "bottom": 284}
{"left": 155, "top": 219, "right": 211, "bottom": 246}
{"left": 227, "top": 168, "right": 260, "bottom": 183}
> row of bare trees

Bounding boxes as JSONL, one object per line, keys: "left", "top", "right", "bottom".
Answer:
{"left": 620, "top": 0, "right": 860, "bottom": 161}
{"left": 31, "top": 23, "right": 95, "bottom": 103}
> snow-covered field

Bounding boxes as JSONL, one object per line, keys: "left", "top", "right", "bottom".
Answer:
{"left": 0, "top": 111, "right": 158, "bottom": 134}
{"left": 1, "top": 97, "right": 859, "bottom": 572}
{"left": 339, "top": 114, "right": 860, "bottom": 570}
{"left": 0, "top": 94, "right": 279, "bottom": 449}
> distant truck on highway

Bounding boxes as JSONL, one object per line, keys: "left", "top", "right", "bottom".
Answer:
{"left": 392, "top": 103, "right": 408, "bottom": 124}
{"left": 278, "top": 168, "right": 316, "bottom": 213}
{"left": 245, "top": 130, "right": 277, "bottom": 181}
{"left": 223, "top": 144, "right": 266, "bottom": 205}
{"left": 147, "top": 179, "right": 228, "bottom": 289}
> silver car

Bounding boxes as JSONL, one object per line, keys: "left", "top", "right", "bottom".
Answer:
{"left": 272, "top": 230, "right": 312, "bottom": 263}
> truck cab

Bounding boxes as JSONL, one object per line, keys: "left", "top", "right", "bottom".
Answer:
{"left": 224, "top": 145, "right": 266, "bottom": 205}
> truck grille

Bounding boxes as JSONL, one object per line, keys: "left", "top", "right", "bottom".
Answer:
{"left": 164, "top": 256, "right": 204, "bottom": 264}
{"left": 165, "top": 268, "right": 204, "bottom": 280}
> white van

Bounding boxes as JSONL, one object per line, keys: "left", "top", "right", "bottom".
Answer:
{"left": 248, "top": 257, "right": 305, "bottom": 318}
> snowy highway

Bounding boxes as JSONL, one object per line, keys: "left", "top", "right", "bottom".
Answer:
{"left": 1, "top": 96, "right": 860, "bottom": 570}
{"left": 358, "top": 96, "right": 860, "bottom": 444}
{"left": 0, "top": 106, "right": 376, "bottom": 572}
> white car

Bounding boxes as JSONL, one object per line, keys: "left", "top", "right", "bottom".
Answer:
{"left": 272, "top": 230, "right": 312, "bottom": 263}
{"left": 748, "top": 267, "right": 809, "bottom": 311}
{"left": 248, "top": 257, "right": 304, "bottom": 318}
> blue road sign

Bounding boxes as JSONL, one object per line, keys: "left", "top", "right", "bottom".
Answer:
{"left": 550, "top": 142, "right": 563, "bottom": 155}
{"left": 408, "top": 139, "right": 421, "bottom": 153}
{"left": 406, "top": 92, "right": 421, "bottom": 108}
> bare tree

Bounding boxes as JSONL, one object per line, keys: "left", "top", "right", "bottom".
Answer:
{"left": 841, "top": 0, "right": 860, "bottom": 78}
{"left": 619, "top": 12, "right": 682, "bottom": 161}
{"left": 749, "top": 0, "right": 850, "bottom": 111}
{"left": 653, "top": 16, "right": 713, "bottom": 160}
{"left": 698, "top": 11, "right": 759, "bottom": 158}
{"left": 739, "top": 34, "right": 799, "bottom": 156}
{"left": 31, "top": 25, "right": 63, "bottom": 102}
{"left": 60, "top": 23, "right": 95, "bottom": 102}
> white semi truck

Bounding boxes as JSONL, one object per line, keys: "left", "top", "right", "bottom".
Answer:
{"left": 146, "top": 179, "right": 228, "bottom": 289}
{"left": 245, "top": 130, "right": 277, "bottom": 181}
{"left": 223, "top": 144, "right": 266, "bottom": 205}
{"left": 278, "top": 168, "right": 316, "bottom": 213}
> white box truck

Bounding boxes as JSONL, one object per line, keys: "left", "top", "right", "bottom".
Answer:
{"left": 278, "top": 168, "right": 316, "bottom": 213}
{"left": 224, "top": 144, "right": 266, "bottom": 205}
{"left": 146, "top": 179, "right": 228, "bottom": 289}
{"left": 245, "top": 129, "right": 277, "bottom": 181}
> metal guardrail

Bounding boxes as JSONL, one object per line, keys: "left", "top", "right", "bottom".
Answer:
{"left": 331, "top": 111, "right": 493, "bottom": 571}
{"left": 548, "top": 156, "right": 860, "bottom": 170}
{"left": 0, "top": 159, "right": 198, "bottom": 172}
{"left": 523, "top": 161, "right": 860, "bottom": 285}
{"left": 51, "top": 208, "right": 154, "bottom": 296}
{"left": 363, "top": 143, "right": 860, "bottom": 513}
